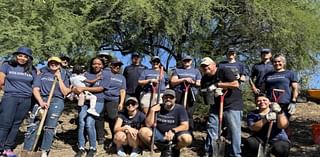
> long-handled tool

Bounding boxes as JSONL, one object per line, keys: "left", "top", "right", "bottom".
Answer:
{"left": 183, "top": 81, "right": 191, "bottom": 108}
{"left": 257, "top": 88, "right": 284, "bottom": 157}
{"left": 212, "top": 90, "right": 228, "bottom": 157}
{"left": 21, "top": 77, "right": 57, "bottom": 157}
{"left": 150, "top": 66, "right": 164, "bottom": 155}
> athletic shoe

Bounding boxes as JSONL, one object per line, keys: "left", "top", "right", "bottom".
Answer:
{"left": 86, "top": 149, "right": 96, "bottom": 157}
{"left": 87, "top": 108, "right": 100, "bottom": 116}
{"left": 3, "top": 149, "right": 17, "bottom": 157}
{"left": 130, "top": 148, "right": 140, "bottom": 157}
{"left": 74, "top": 148, "right": 86, "bottom": 157}
{"left": 117, "top": 147, "right": 126, "bottom": 157}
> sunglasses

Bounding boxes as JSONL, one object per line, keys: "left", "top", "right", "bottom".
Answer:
{"left": 126, "top": 101, "right": 137, "bottom": 106}
{"left": 163, "top": 95, "right": 175, "bottom": 100}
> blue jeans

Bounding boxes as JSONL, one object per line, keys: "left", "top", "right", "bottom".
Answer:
{"left": 78, "top": 102, "right": 104, "bottom": 149}
{"left": 205, "top": 106, "right": 243, "bottom": 157}
{"left": 23, "top": 97, "right": 64, "bottom": 151}
{"left": 0, "top": 95, "right": 31, "bottom": 150}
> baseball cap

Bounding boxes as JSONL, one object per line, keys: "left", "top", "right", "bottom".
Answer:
{"left": 110, "top": 58, "right": 123, "bottom": 66}
{"left": 14, "top": 46, "right": 33, "bottom": 60}
{"left": 125, "top": 97, "right": 138, "bottom": 103}
{"left": 98, "top": 50, "right": 112, "bottom": 56}
{"left": 151, "top": 56, "right": 160, "bottom": 62}
{"left": 163, "top": 89, "right": 176, "bottom": 97}
{"left": 132, "top": 52, "right": 140, "bottom": 57}
{"left": 261, "top": 48, "right": 271, "bottom": 53}
{"left": 200, "top": 57, "right": 214, "bottom": 66}
{"left": 182, "top": 55, "right": 193, "bottom": 61}
{"left": 48, "top": 57, "right": 62, "bottom": 63}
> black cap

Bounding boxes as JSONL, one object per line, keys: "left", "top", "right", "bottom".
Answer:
{"left": 261, "top": 48, "right": 271, "bottom": 53}
{"left": 132, "top": 52, "right": 140, "bottom": 57}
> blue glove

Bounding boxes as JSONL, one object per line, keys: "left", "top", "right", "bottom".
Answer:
{"left": 288, "top": 102, "right": 296, "bottom": 114}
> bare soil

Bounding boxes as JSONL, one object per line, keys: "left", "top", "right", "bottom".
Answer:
{"left": 13, "top": 102, "right": 320, "bottom": 157}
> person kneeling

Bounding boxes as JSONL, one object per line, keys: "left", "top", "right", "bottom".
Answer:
{"left": 138, "top": 89, "right": 192, "bottom": 157}
{"left": 245, "top": 94, "right": 290, "bottom": 157}
{"left": 114, "top": 97, "right": 146, "bottom": 157}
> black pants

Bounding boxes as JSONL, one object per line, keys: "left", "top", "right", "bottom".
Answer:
{"left": 95, "top": 100, "right": 119, "bottom": 141}
{"left": 244, "top": 136, "right": 290, "bottom": 157}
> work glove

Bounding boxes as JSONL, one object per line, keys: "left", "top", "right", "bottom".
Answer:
{"left": 265, "top": 112, "right": 277, "bottom": 121}
{"left": 208, "top": 84, "right": 217, "bottom": 92}
{"left": 271, "top": 102, "right": 282, "bottom": 113}
{"left": 214, "top": 88, "right": 223, "bottom": 97}
{"left": 288, "top": 102, "right": 296, "bottom": 115}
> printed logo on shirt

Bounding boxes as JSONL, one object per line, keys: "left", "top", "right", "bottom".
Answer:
{"left": 157, "top": 114, "right": 176, "bottom": 124}
{"left": 111, "top": 77, "right": 123, "bottom": 83}
{"left": 8, "top": 71, "right": 32, "bottom": 77}
{"left": 266, "top": 75, "right": 286, "bottom": 80}
{"left": 40, "top": 77, "right": 55, "bottom": 82}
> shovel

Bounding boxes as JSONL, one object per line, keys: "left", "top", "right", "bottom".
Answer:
{"left": 212, "top": 90, "right": 228, "bottom": 157}
{"left": 257, "top": 88, "right": 284, "bottom": 157}
{"left": 21, "top": 77, "right": 57, "bottom": 157}
{"left": 183, "top": 81, "right": 191, "bottom": 108}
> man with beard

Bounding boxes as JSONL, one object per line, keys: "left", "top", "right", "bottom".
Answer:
{"left": 138, "top": 89, "right": 192, "bottom": 157}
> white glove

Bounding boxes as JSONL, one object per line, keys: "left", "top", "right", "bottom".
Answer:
{"left": 235, "top": 74, "right": 240, "bottom": 80}
{"left": 266, "top": 112, "right": 277, "bottom": 121}
{"left": 208, "top": 84, "right": 217, "bottom": 92}
{"left": 271, "top": 102, "right": 282, "bottom": 113}
{"left": 214, "top": 88, "right": 223, "bottom": 97}
{"left": 288, "top": 102, "right": 296, "bottom": 115}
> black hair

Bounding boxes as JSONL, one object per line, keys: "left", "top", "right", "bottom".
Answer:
{"left": 255, "top": 93, "right": 269, "bottom": 101}
{"left": 8, "top": 53, "right": 34, "bottom": 74}
{"left": 88, "top": 57, "right": 105, "bottom": 73}
{"left": 72, "top": 65, "right": 84, "bottom": 75}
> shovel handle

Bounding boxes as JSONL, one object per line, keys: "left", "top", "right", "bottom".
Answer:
{"left": 218, "top": 90, "right": 228, "bottom": 138}
{"left": 183, "top": 81, "right": 190, "bottom": 108}
{"left": 32, "top": 77, "right": 57, "bottom": 151}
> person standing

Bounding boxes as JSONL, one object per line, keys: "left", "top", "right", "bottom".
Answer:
{"left": 104, "top": 58, "right": 126, "bottom": 142}
{"left": 245, "top": 94, "right": 290, "bottom": 157}
{"left": 170, "top": 55, "right": 201, "bottom": 132}
{"left": 0, "top": 47, "right": 36, "bottom": 156}
{"left": 264, "top": 54, "right": 299, "bottom": 117}
{"left": 200, "top": 57, "right": 243, "bottom": 157}
{"left": 250, "top": 48, "right": 274, "bottom": 94}
{"left": 23, "top": 56, "right": 71, "bottom": 157}
{"left": 218, "top": 48, "right": 247, "bottom": 82}
{"left": 114, "top": 97, "right": 145, "bottom": 157}
{"left": 97, "top": 50, "right": 112, "bottom": 71}
{"left": 123, "top": 52, "right": 147, "bottom": 99}
{"left": 73, "top": 57, "right": 110, "bottom": 157}
{"left": 138, "top": 89, "right": 192, "bottom": 157}
{"left": 138, "top": 56, "right": 168, "bottom": 114}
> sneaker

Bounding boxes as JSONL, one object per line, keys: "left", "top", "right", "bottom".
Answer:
{"left": 75, "top": 148, "right": 86, "bottom": 157}
{"left": 41, "top": 150, "right": 48, "bottom": 157}
{"left": 3, "top": 149, "right": 17, "bottom": 157}
{"left": 86, "top": 149, "right": 96, "bottom": 157}
{"left": 130, "top": 148, "right": 140, "bottom": 157}
{"left": 87, "top": 108, "right": 99, "bottom": 116}
{"left": 117, "top": 147, "right": 126, "bottom": 157}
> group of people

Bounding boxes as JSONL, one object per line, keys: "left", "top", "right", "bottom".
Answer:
{"left": 0, "top": 46, "right": 299, "bottom": 157}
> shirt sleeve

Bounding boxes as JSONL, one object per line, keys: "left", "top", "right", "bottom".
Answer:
{"left": 289, "top": 71, "right": 298, "bottom": 83}
{"left": 121, "top": 76, "right": 126, "bottom": 90}
{"left": 138, "top": 70, "right": 146, "bottom": 80}
{"left": 247, "top": 111, "right": 261, "bottom": 127}
{"left": 33, "top": 75, "right": 41, "bottom": 88}
{"left": 0, "top": 63, "right": 9, "bottom": 74}
{"left": 178, "top": 105, "right": 189, "bottom": 123}
{"left": 101, "top": 71, "right": 111, "bottom": 90}
{"left": 195, "top": 69, "right": 202, "bottom": 80}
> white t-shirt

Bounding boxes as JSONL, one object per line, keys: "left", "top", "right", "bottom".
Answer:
{"left": 70, "top": 74, "right": 87, "bottom": 87}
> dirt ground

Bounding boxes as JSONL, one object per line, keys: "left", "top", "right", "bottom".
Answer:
{"left": 13, "top": 102, "right": 320, "bottom": 157}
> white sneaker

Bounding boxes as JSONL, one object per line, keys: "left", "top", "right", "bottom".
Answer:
{"left": 41, "top": 150, "right": 48, "bottom": 157}
{"left": 87, "top": 108, "right": 99, "bottom": 116}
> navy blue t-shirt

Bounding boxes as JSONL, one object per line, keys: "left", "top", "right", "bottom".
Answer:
{"left": 156, "top": 104, "right": 189, "bottom": 134}
{"left": 0, "top": 63, "right": 37, "bottom": 97}
{"left": 172, "top": 67, "right": 202, "bottom": 94}
{"left": 84, "top": 71, "right": 110, "bottom": 103}
{"left": 218, "top": 61, "right": 246, "bottom": 76}
{"left": 123, "top": 64, "right": 147, "bottom": 94}
{"left": 264, "top": 70, "right": 298, "bottom": 104}
{"left": 251, "top": 61, "right": 274, "bottom": 89}
{"left": 118, "top": 110, "right": 145, "bottom": 129}
{"left": 215, "top": 67, "right": 244, "bottom": 111}
{"left": 139, "top": 69, "right": 168, "bottom": 93}
{"left": 33, "top": 70, "right": 70, "bottom": 99}
{"left": 247, "top": 110, "right": 289, "bottom": 142}
{"left": 104, "top": 72, "right": 126, "bottom": 101}
{"left": 201, "top": 74, "right": 219, "bottom": 106}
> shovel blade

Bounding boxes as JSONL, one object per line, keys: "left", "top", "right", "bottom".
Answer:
{"left": 257, "top": 143, "right": 265, "bottom": 157}
{"left": 20, "top": 150, "right": 42, "bottom": 157}
{"left": 212, "top": 140, "right": 226, "bottom": 157}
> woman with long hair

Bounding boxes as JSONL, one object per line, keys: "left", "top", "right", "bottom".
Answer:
{"left": 0, "top": 47, "right": 36, "bottom": 156}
